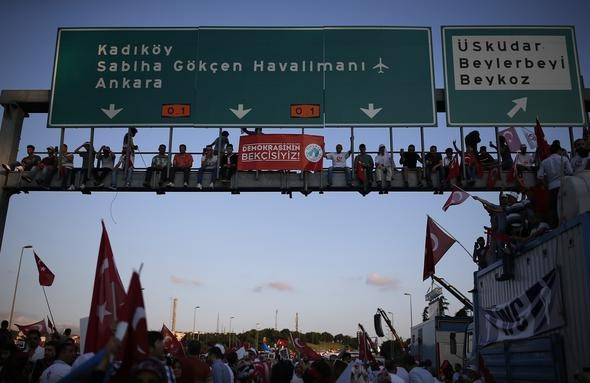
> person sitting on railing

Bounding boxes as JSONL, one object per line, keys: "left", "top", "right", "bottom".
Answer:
{"left": 515, "top": 144, "right": 535, "bottom": 175}
{"left": 324, "top": 143, "right": 352, "bottom": 187}
{"left": 59, "top": 144, "right": 75, "bottom": 190}
{"left": 453, "top": 141, "right": 481, "bottom": 186}
{"left": 490, "top": 136, "right": 513, "bottom": 171}
{"left": 220, "top": 144, "right": 238, "bottom": 182}
{"left": 168, "top": 144, "right": 193, "bottom": 187}
{"left": 354, "top": 144, "right": 374, "bottom": 190}
{"left": 442, "top": 147, "right": 456, "bottom": 189}
{"left": 74, "top": 141, "right": 96, "bottom": 189}
{"left": 1, "top": 144, "right": 41, "bottom": 183}
{"left": 399, "top": 144, "right": 423, "bottom": 187}
{"left": 424, "top": 145, "right": 443, "bottom": 193}
{"left": 35, "top": 146, "right": 58, "bottom": 187}
{"left": 375, "top": 144, "right": 394, "bottom": 192}
{"left": 93, "top": 145, "right": 115, "bottom": 187}
{"left": 143, "top": 144, "right": 170, "bottom": 188}
{"left": 197, "top": 145, "right": 218, "bottom": 190}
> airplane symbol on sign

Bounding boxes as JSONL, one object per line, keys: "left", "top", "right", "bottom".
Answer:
{"left": 372, "top": 57, "right": 389, "bottom": 74}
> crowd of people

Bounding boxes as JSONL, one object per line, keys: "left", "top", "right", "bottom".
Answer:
{"left": 0, "top": 320, "right": 485, "bottom": 383}
{"left": 2, "top": 128, "right": 588, "bottom": 193}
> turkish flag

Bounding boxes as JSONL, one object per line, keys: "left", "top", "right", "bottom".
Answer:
{"left": 292, "top": 337, "right": 321, "bottom": 361}
{"left": 423, "top": 216, "right": 456, "bottom": 280}
{"left": 16, "top": 319, "right": 48, "bottom": 336}
{"left": 486, "top": 167, "right": 500, "bottom": 189}
{"left": 162, "top": 324, "right": 185, "bottom": 358}
{"left": 112, "top": 271, "right": 149, "bottom": 382}
{"left": 442, "top": 185, "right": 470, "bottom": 211}
{"left": 499, "top": 127, "right": 522, "bottom": 152}
{"left": 446, "top": 155, "right": 460, "bottom": 181}
{"left": 535, "top": 118, "right": 551, "bottom": 162}
{"left": 84, "top": 221, "right": 126, "bottom": 353}
{"left": 34, "top": 252, "right": 55, "bottom": 286}
{"left": 356, "top": 159, "right": 365, "bottom": 183}
{"left": 276, "top": 338, "right": 289, "bottom": 347}
{"left": 358, "top": 333, "right": 376, "bottom": 363}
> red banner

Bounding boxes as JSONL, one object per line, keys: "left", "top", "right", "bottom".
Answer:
{"left": 237, "top": 134, "right": 324, "bottom": 171}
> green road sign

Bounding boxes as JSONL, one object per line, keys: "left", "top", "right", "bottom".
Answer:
{"left": 442, "top": 26, "right": 585, "bottom": 127}
{"left": 49, "top": 27, "right": 436, "bottom": 128}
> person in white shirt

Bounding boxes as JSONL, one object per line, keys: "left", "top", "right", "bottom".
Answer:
{"left": 514, "top": 144, "right": 534, "bottom": 173}
{"left": 39, "top": 342, "right": 76, "bottom": 383}
{"left": 570, "top": 139, "right": 589, "bottom": 173}
{"left": 537, "top": 142, "right": 573, "bottom": 228}
{"left": 325, "top": 144, "right": 352, "bottom": 186}
{"left": 375, "top": 144, "right": 394, "bottom": 191}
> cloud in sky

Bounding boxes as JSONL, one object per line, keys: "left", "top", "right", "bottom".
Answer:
{"left": 253, "top": 281, "right": 294, "bottom": 293}
{"left": 170, "top": 275, "right": 201, "bottom": 287}
{"left": 366, "top": 273, "right": 399, "bottom": 290}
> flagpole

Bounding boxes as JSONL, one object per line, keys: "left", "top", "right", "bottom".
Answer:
{"left": 42, "top": 286, "right": 57, "bottom": 332}
{"left": 428, "top": 215, "right": 473, "bottom": 260}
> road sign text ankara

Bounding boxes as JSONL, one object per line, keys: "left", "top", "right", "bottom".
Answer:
{"left": 49, "top": 27, "right": 436, "bottom": 128}
{"left": 442, "top": 26, "right": 585, "bottom": 126}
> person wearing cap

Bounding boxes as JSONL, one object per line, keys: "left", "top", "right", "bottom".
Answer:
{"left": 515, "top": 144, "right": 534, "bottom": 174}
{"left": 324, "top": 143, "right": 352, "bottom": 186}
{"left": 537, "top": 141, "right": 573, "bottom": 228}
{"left": 375, "top": 144, "right": 394, "bottom": 192}
{"left": 35, "top": 146, "right": 59, "bottom": 187}
{"left": 207, "top": 346, "right": 231, "bottom": 383}
{"left": 93, "top": 145, "right": 116, "bottom": 187}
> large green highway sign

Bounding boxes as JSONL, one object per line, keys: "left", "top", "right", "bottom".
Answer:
{"left": 49, "top": 27, "right": 436, "bottom": 128}
{"left": 442, "top": 26, "right": 585, "bottom": 127}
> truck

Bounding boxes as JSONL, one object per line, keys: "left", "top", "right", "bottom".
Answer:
{"left": 473, "top": 189, "right": 590, "bottom": 383}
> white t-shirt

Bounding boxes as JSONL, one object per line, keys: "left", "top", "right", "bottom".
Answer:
{"left": 326, "top": 151, "right": 351, "bottom": 168}
{"left": 396, "top": 367, "right": 410, "bottom": 383}
{"left": 375, "top": 153, "right": 393, "bottom": 168}
{"left": 409, "top": 367, "right": 434, "bottom": 383}
{"left": 39, "top": 360, "right": 72, "bottom": 383}
{"left": 389, "top": 372, "right": 406, "bottom": 383}
{"left": 571, "top": 154, "right": 589, "bottom": 173}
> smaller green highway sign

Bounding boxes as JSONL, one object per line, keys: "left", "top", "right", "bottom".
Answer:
{"left": 48, "top": 27, "right": 436, "bottom": 128}
{"left": 442, "top": 26, "right": 585, "bottom": 127}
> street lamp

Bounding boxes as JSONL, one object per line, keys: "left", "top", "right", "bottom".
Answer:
{"left": 229, "top": 316, "right": 234, "bottom": 346}
{"left": 9, "top": 245, "right": 33, "bottom": 329}
{"left": 404, "top": 293, "right": 413, "bottom": 330}
{"left": 193, "top": 306, "right": 200, "bottom": 337}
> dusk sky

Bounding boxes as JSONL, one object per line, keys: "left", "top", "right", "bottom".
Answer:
{"left": 0, "top": 0, "right": 588, "bottom": 341}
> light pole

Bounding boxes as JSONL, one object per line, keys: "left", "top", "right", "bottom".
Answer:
{"left": 229, "top": 316, "right": 234, "bottom": 346}
{"left": 404, "top": 293, "right": 413, "bottom": 330}
{"left": 9, "top": 245, "right": 33, "bottom": 329}
{"left": 193, "top": 306, "right": 200, "bottom": 337}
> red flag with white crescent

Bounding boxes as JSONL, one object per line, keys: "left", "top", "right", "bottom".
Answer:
{"left": 442, "top": 185, "right": 470, "bottom": 211}
{"left": 111, "top": 271, "right": 149, "bottom": 382}
{"left": 499, "top": 127, "right": 522, "bottom": 152}
{"left": 162, "top": 324, "right": 185, "bottom": 358}
{"left": 446, "top": 155, "right": 460, "bottom": 181}
{"left": 423, "top": 216, "right": 456, "bottom": 280}
{"left": 84, "top": 221, "right": 126, "bottom": 353}
{"left": 292, "top": 337, "right": 321, "bottom": 361}
{"left": 16, "top": 319, "right": 48, "bottom": 336}
{"left": 34, "top": 252, "right": 55, "bottom": 287}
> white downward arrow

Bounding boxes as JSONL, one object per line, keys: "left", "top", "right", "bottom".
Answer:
{"left": 100, "top": 104, "right": 123, "bottom": 119}
{"left": 507, "top": 97, "right": 527, "bottom": 118}
{"left": 360, "top": 103, "right": 382, "bottom": 119}
{"left": 229, "top": 104, "right": 252, "bottom": 119}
